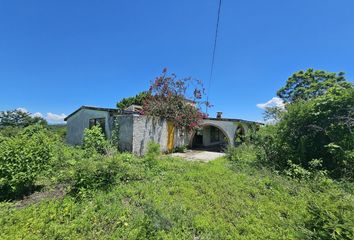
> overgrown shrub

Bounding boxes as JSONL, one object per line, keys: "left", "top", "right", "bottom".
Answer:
{"left": 144, "top": 141, "right": 160, "bottom": 167}
{"left": 70, "top": 153, "right": 148, "bottom": 198}
{"left": 173, "top": 145, "right": 187, "bottom": 153}
{"left": 70, "top": 156, "right": 121, "bottom": 198}
{"left": 304, "top": 190, "right": 354, "bottom": 240}
{"left": 254, "top": 87, "right": 354, "bottom": 180}
{"left": 226, "top": 144, "right": 257, "bottom": 168}
{"left": 83, "top": 125, "right": 107, "bottom": 154}
{"left": 0, "top": 125, "right": 53, "bottom": 199}
{"left": 0, "top": 135, "right": 6, "bottom": 144}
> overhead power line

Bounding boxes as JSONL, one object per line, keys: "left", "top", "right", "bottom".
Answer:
{"left": 206, "top": 0, "right": 222, "bottom": 115}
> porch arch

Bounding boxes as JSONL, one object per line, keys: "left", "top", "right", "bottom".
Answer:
{"left": 189, "top": 123, "right": 232, "bottom": 150}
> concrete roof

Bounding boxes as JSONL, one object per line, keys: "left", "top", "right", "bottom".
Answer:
{"left": 205, "top": 117, "right": 264, "bottom": 125}
{"left": 64, "top": 106, "right": 138, "bottom": 121}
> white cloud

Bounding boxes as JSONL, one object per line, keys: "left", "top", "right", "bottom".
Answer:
{"left": 46, "top": 112, "right": 67, "bottom": 123}
{"left": 16, "top": 107, "right": 28, "bottom": 113}
{"left": 256, "top": 97, "right": 285, "bottom": 110}
{"left": 32, "top": 112, "right": 43, "bottom": 118}
{"left": 15, "top": 107, "right": 67, "bottom": 123}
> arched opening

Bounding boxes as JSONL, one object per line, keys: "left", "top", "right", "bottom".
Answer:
{"left": 234, "top": 123, "right": 246, "bottom": 146}
{"left": 190, "top": 124, "right": 230, "bottom": 152}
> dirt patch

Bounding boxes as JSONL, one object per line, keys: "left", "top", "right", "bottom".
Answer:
{"left": 170, "top": 150, "right": 225, "bottom": 162}
{"left": 15, "top": 184, "right": 67, "bottom": 209}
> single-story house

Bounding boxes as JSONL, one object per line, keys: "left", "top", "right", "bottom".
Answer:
{"left": 64, "top": 106, "right": 262, "bottom": 155}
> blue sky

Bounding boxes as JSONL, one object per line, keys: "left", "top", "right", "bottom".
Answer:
{"left": 1, "top": 0, "right": 353, "bottom": 123}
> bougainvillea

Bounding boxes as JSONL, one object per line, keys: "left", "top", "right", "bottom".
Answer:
{"left": 141, "top": 68, "right": 209, "bottom": 132}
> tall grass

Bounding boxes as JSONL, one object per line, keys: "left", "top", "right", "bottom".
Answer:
{"left": 0, "top": 141, "right": 353, "bottom": 239}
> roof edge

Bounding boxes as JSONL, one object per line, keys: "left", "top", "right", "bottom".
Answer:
{"left": 64, "top": 106, "right": 124, "bottom": 121}
{"left": 205, "top": 117, "right": 264, "bottom": 125}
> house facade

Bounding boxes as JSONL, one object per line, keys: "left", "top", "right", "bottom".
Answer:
{"left": 65, "top": 106, "right": 261, "bottom": 155}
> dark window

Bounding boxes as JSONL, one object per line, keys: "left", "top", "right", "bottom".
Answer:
{"left": 210, "top": 126, "right": 220, "bottom": 142}
{"left": 89, "top": 118, "right": 106, "bottom": 134}
{"left": 193, "top": 130, "right": 203, "bottom": 146}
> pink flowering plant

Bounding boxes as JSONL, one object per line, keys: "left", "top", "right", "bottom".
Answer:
{"left": 141, "top": 68, "right": 210, "bottom": 132}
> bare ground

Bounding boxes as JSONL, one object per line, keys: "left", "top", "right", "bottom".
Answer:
{"left": 170, "top": 150, "right": 225, "bottom": 162}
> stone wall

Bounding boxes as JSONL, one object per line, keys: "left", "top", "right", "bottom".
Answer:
{"left": 132, "top": 115, "right": 189, "bottom": 156}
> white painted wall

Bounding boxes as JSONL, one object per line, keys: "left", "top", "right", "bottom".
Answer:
{"left": 66, "top": 109, "right": 111, "bottom": 145}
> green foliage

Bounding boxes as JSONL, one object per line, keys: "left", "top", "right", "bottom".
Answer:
{"left": 226, "top": 144, "right": 257, "bottom": 168}
{"left": 277, "top": 68, "right": 352, "bottom": 103}
{"left": 83, "top": 125, "right": 107, "bottom": 154}
{"left": 46, "top": 124, "right": 67, "bottom": 140}
{"left": 173, "top": 144, "right": 187, "bottom": 153}
{"left": 110, "top": 117, "right": 120, "bottom": 149}
{"left": 226, "top": 144, "right": 353, "bottom": 239}
{"left": 263, "top": 106, "right": 285, "bottom": 123}
{"left": 1, "top": 152, "right": 353, "bottom": 239}
{"left": 256, "top": 86, "right": 354, "bottom": 180}
{"left": 116, "top": 91, "right": 150, "bottom": 110}
{"left": 304, "top": 189, "right": 353, "bottom": 240}
{"left": 0, "top": 126, "right": 22, "bottom": 138}
{"left": 0, "top": 109, "right": 47, "bottom": 128}
{"left": 283, "top": 159, "right": 328, "bottom": 182}
{"left": 144, "top": 141, "right": 160, "bottom": 167}
{"left": 70, "top": 156, "right": 121, "bottom": 198}
{"left": 0, "top": 125, "right": 53, "bottom": 199}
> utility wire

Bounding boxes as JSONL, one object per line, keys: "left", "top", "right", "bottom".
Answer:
{"left": 206, "top": 0, "right": 222, "bottom": 115}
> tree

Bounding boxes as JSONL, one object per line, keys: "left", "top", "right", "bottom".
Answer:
{"left": 277, "top": 69, "right": 352, "bottom": 103}
{"left": 0, "top": 109, "right": 47, "bottom": 128}
{"left": 142, "top": 68, "right": 208, "bottom": 132}
{"left": 263, "top": 106, "right": 285, "bottom": 123}
{"left": 116, "top": 91, "right": 150, "bottom": 109}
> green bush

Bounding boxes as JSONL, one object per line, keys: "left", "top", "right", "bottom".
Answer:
{"left": 144, "top": 141, "right": 161, "bottom": 162}
{"left": 83, "top": 125, "right": 107, "bottom": 154}
{"left": 144, "top": 141, "right": 160, "bottom": 167}
{"left": 0, "top": 135, "right": 6, "bottom": 144}
{"left": 226, "top": 144, "right": 257, "bottom": 168}
{"left": 70, "top": 156, "right": 121, "bottom": 198}
{"left": 70, "top": 153, "right": 149, "bottom": 198}
{"left": 173, "top": 144, "right": 187, "bottom": 153}
{"left": 0, "top": 125, "right": 53, "bottom": 199}
{"left": 254, "top": 87, "right": 354, "bottom": 180}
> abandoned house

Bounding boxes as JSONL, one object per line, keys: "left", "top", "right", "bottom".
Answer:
{"left": 64, "top": 105, "right": 261, "bottom": 155}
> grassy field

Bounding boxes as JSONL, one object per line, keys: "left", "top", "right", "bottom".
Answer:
{"left": 1, "top": 148, "right": 352, "bottom": 240}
